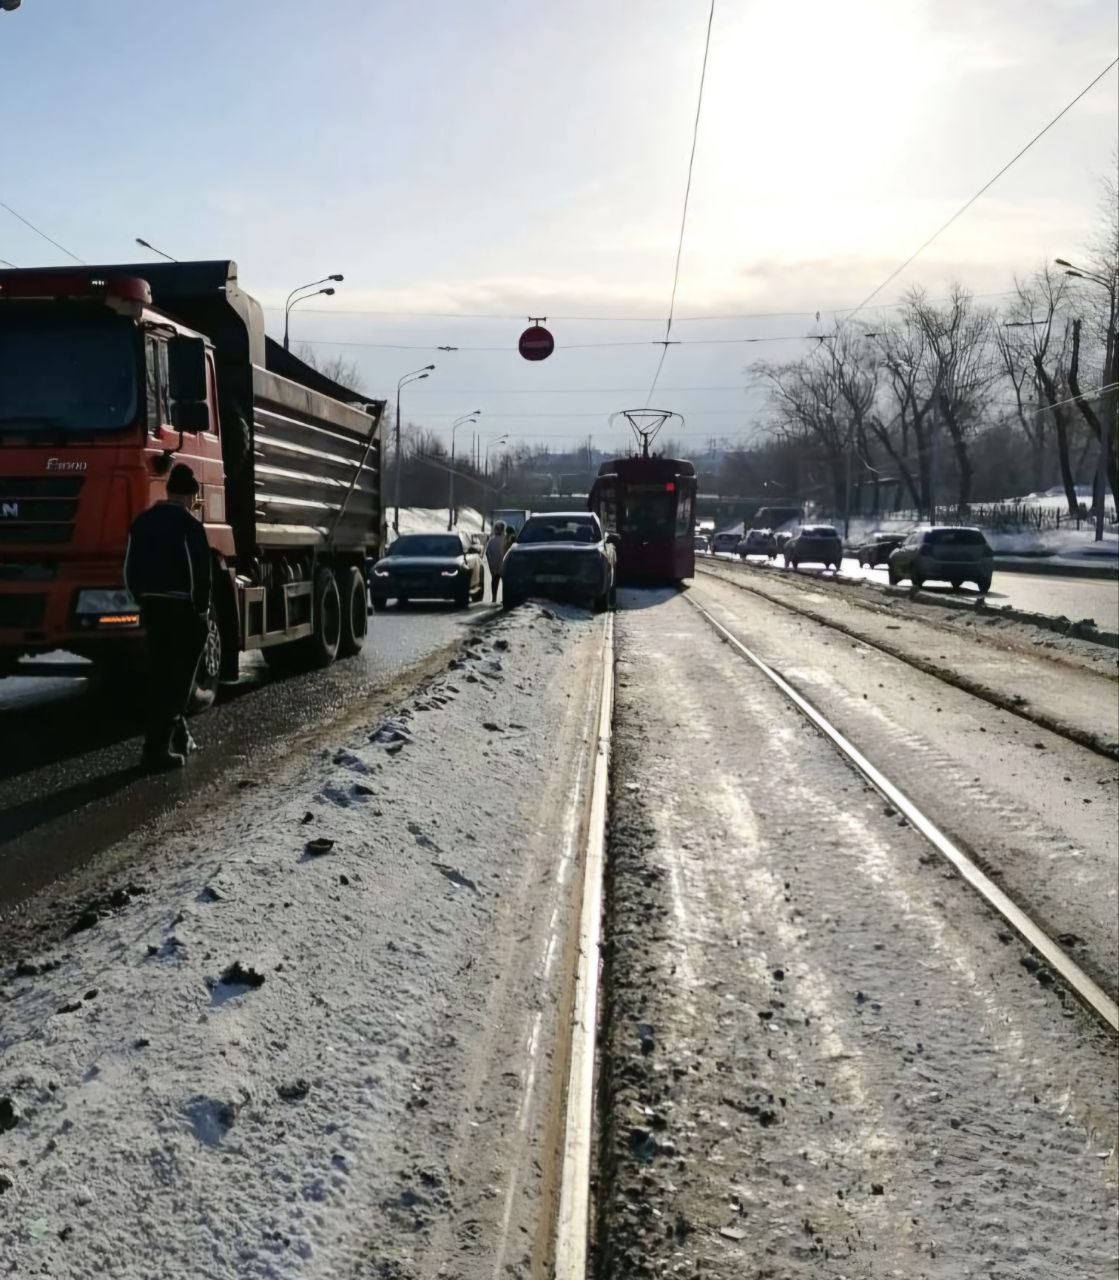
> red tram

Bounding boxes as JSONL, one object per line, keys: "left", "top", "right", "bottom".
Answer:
{"left": 589, "top": 453, "right": 697, "bottom": 583}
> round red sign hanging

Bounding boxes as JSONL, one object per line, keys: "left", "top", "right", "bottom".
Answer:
{"left": 518, "top": 324, "right": 555, "bottom": 361}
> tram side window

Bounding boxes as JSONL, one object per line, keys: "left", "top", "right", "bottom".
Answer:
{"left": 676, "top": 490, "right": 693, "bottom": 534}
{"left": 601, "top": 493, "right": 618, "bottom": 533}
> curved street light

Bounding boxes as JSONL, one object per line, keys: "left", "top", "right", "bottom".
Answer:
{"left": 393, "top": 364, "right": 436, "bottom": 533}
{"left": 448, "top": 411, "right": 481, "bottom": 528}
{"left": 484, "top": 434, "right": 509, "bottom": 476}
{"left": 135, "top": 236, "right": 177, "bottom": 263}
{"left": 285, "top": 286, "right": 336, "bottom": 351}
{"left": 283, "top": 274, "right": 344, "bottom": 350}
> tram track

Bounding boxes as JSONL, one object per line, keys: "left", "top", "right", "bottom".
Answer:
{"left": 685, "top": 590, "right": 1119, "bottom": 1034}
{"left": 697, "top": 558, "right": 1119, "bottom": 761}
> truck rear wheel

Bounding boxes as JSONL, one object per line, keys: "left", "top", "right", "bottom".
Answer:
{"left": 309, "top": 567, "right": 342, "bottom": 667}
{"left": 338, "top": 566, "right": 367, "bottom": 658}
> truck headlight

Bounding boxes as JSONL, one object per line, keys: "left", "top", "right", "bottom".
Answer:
{"left": 75, "top": 588, "right": 136, "bottom": 615}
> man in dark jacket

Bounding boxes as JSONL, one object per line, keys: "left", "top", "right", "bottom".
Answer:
{"left": 123, "top": 463, "right": 212, "bottom": 769}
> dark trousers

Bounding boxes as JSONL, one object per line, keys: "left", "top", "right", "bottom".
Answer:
{"left": 490, "top": 572, "right": 501, "bottom": 603}
{"left": 140, "top": 597, "right": 206, "bottom": 757}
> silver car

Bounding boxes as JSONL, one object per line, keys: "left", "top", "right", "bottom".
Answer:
{"left": 888, "top": 526, "right": 993, "bottom": 591}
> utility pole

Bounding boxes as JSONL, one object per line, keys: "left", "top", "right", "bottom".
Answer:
{"left": 394, "top": 365, "right": 435, "bottom": 534}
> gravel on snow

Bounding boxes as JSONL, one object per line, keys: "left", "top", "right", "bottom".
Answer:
{"left": 0, "top": 603, "right": 604, "bottom": 1279}
{"left": 595, "top": 591, "right": 1118, "bottom": 1279}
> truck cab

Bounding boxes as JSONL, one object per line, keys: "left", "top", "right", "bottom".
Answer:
{"left": 0, "top": 272, "right": 230, "bottom": 678}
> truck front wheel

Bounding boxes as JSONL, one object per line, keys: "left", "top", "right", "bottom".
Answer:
{"left": 338, "top": 565, "right": 367, "bottom": 657}
{"left": 187, "top": 600, "right": 223, "bottom": 713}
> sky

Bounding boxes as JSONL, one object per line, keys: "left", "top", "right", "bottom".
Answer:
{"left": 0, "top": 0, "right": 1116, "bottom": 457}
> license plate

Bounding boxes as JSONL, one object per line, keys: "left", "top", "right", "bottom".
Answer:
{"left": 535, "top": 574, "right": 568, "bottom": 584}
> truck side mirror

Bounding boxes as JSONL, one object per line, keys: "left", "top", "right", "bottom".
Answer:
{"left": 171, "top": 401, "right": 211, "bottom": 433}
{"left": 168, "top": 335, "right": 208, "bottom": 404}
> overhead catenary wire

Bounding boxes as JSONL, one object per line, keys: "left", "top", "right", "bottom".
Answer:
{"left": 295, "top": 332, "right": 807, "bottom": 353}
{"left": 0, "top": 199, "right": 84, "bottom": 265}
{"left": 646, "top": 0, "right": 717, "bottom": 405}
{"left": 848, "top": 56, "right": 1119, "bottom": 318}
{"left": 260, "top": 290, "right": 1020, "bottom": 323}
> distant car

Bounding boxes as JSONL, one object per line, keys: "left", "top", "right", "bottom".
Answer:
{"left": 784, "top": 524, "right": 843, "bottom": 570}
{"left": 855, "top": 533, "right": 905, "bottom": 568}
{"left": 711, "top": 531, "right": 741, "bottom": 555}
{"left": 888, "top": 526, "right": 993, "bottom": 591}
{"left": 736, "top": 528, "right": 777, "bottom": 559}
{"left": 502, "top": 512, "right": 617, "bottom": 612}
{"left": 693, "top": 533, "right": 710, "bottom": 553}
{"left": 370, "top": 532, "right": 485, "bottom": 610}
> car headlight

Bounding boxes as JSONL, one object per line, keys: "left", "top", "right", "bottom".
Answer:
{"left": 440, "top": 568, "right": 460, "bottom": 578}
{"left": 373, "top": 567, "right": 391, "bottom": 578}
{"left": 75, "top": 588, "right": 136, "bottom": 615}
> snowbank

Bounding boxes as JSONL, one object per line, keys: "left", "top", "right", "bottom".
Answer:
{"left": 0, "top": 606, "right": 604, "bottom": 1277}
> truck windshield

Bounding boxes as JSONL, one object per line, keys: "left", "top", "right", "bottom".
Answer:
{"left": 0, "top": 317, "right": 140, "bottom": 435}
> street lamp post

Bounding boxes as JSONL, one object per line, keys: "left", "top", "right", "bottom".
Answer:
{"left": 283, "top": 274, "right": 344, "bottom": 351}
{"left": 135, "top": 237, "right": 178, "bottom": 263}
{"left": 285, "top": 287, "right": 335, "bottom": 352}
{"left": 484, "top": 435, "right": 509, "bottom": 477}
{"left": 1056, "top": 258, "right": 1118, "bottom": 542}
{"left": 394, "top": 365, "right": 436, "bottom": 534}
{"left": 448, "top": 411, "right": 481, "bottom": 529}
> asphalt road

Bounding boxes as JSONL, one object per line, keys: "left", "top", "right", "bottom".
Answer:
{"left": 712, "top": 552, "right": 1119, "bottom": 632}
{"left": 0, "top": 600, "right": 497, "bottom": 910}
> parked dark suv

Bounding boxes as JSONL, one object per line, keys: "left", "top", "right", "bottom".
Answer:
{"left": 888, "top": 526, "right": 993, "bottom": 592}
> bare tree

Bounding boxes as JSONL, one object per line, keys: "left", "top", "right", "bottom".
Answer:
{"left": 294, "top": 344, "right": 364, "bottom": 391}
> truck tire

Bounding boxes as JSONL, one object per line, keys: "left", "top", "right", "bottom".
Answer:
{"left": 309, "top": 567, "right": 342, "bottom": 667}
{"left": 338, "top": 566, "right": 367, "bottom": 657}
{"left": 187, "top": 602, "right": 223, "bottom": 713}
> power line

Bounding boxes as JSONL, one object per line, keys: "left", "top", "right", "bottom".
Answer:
{"left": 260, "top": 289, "right": 1020, "bottom": 323}
{"left": 0, "top": 199, "right": 84, "bottom": 265}
{"left": 647, "top": 0, "right": 717, "bottom": 405}
{"left": 294, "top": 332, "right": 807, "bottom": 353}
{"left": 849, "top": 57, "right": 1119, "bottom": 318}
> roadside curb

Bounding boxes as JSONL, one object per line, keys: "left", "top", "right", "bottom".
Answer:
{"left": 992, "top": 557, "right": 1119, "bottom": 580}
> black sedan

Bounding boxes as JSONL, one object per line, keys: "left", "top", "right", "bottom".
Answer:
{"left": 369, "top": 533, "right": 485, "bottom": 610}
{"left": 502, "top": 512, "right": 617, "bottom": 612}
{"left": 855, "top": 533, "right": 904, "bottom": 567}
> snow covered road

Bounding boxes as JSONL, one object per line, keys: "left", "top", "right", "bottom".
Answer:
{"left": 709, "top": 552, "right": 1119, "bottom": 634}
{"left": 0, "top": 605, "right": 606, "bottom": 1278}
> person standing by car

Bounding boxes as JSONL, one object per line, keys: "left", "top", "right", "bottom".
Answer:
{"left": 485, "top": 521, "right": 508, "bottom": 603}
{"left": 123, "top": 463, "right": 212, "bottom": 770}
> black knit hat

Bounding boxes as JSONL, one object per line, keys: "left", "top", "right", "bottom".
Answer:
{"left": 167, "top": 463, "right": 200, "bottom": 496}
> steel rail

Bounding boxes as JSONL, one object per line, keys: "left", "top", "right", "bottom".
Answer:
{"left": 686, "top": 592, "right": 1119, "bottom": 1035}
{"left": 697, "top": 558, "right": 1119, "bottom": 762}
{"left": 554, "top": 611, "right": 615, "bottom": 1275}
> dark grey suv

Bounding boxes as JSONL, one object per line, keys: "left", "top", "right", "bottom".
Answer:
{"left": 888, "top": 526, "right": 993, "bottom": 592}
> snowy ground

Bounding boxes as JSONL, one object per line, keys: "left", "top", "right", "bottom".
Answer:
{"left": 596, "top": 588, "right": 1118, "bottom": 1277}
{"left": 0, "top": 604, "right": 605, "bottom": 1278}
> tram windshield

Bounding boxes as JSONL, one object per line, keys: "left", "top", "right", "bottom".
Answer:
{"left": 621, "top": 487, "right": 675, "bottom": 535}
